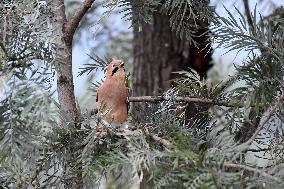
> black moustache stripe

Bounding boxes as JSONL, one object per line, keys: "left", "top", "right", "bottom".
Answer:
{"left": 111, "top": 67, "right": 119, "bottom": 76}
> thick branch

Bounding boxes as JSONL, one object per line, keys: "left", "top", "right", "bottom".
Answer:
{"left": 128, "top": 96, "right": 243, "bottom": 107}
{"left": 65, "top": 0, "right": 95, "bottom": 44}
{"left": 87, "top": 96, "right": 244, "bottom": 118}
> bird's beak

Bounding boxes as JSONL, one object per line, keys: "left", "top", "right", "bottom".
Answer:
{"left": 112, "top": 67, "right": 119, "bottom": 76}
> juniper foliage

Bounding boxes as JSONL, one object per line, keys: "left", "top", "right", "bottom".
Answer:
{"left": 0, "top": 0, "right": 284, "bottom": 188}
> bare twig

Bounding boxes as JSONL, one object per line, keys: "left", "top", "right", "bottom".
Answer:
{"left": 128, "top": 96, "right": 243, "bottom": 107}
{"left": 225, "top": 163, "right": 281, "bottom": 182}
{"left": 65, "top": 0, "right": 95, "bottom": 43}
{"left": 250, "top": 94, "right": 284, "bottom": 142}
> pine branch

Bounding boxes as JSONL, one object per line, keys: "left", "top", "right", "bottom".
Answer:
{"left": 65, "top": 0, "right": 96, "bottom": 43}
{"left": 128, "top": 96, "right": 243, "bottom": 107}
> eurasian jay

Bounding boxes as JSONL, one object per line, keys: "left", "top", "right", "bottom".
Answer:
{"left": 96, "top": 60, "right": 128, "bottom": 125}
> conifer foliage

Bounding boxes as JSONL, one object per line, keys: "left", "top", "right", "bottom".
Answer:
{"left": 0, "top": 0, "right": 284, "bottom": 188}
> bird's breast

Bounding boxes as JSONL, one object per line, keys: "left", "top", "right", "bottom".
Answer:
{"left": 98, "top": 80, "right": 128, "bottom": 110}
{"left": 97, "top": 80, "right": 128, "bottom": 124}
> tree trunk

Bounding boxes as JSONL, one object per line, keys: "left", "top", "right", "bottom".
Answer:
{"left": 53, "top": 0, "right": 82, "bottom": 188}
{"left": 133, "top": 13, "right": 212, "bottom": 97}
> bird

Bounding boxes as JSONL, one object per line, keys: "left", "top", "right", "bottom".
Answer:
{"left": 96, "top": 60, "right": 129, "bottom": 125}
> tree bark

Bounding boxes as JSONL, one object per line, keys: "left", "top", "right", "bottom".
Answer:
{"left": 53, "top": 0, "right": 78, "bottom": 123}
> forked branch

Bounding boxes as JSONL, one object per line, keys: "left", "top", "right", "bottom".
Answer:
{"left": 65, "top": 0, "right": 95, "bottom": 43}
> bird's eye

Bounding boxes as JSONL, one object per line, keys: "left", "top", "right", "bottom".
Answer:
{"left": 112, "top": 64, "right": 115, "bottom": 67}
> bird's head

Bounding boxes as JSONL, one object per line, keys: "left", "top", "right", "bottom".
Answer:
{"left": 106, "top": 60, "right": 126, "bottom": 79}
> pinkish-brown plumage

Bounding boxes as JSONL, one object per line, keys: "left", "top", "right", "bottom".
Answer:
{"left": 96, "top": 60, "right": 128, "bottom": 124}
